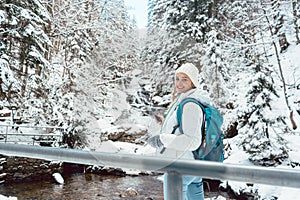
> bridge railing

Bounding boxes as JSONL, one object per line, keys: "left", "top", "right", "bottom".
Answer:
{"left": 0, "top": 143, "right": 300, "bottom": 200}
{"left": 0, "top": 124, "right": 65, "bottom": 145}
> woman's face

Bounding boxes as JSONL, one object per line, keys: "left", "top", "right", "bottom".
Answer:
{"left": 175, "top": 73, "right": 194, "bottom": 94}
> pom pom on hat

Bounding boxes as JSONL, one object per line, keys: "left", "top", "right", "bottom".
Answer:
{"left": 175, "top": 63, "right": 199, "bottom": 88}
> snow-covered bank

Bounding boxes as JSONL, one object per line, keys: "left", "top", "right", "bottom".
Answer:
{"left": 223, "top": 132, "right": 300, "bottom": 199}
{"left": 0, "top": 194, "right": 17, "bottom": 200}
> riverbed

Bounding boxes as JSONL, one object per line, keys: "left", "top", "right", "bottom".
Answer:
{"left": 0, "top": 173, "right": 164, "bottom": 200}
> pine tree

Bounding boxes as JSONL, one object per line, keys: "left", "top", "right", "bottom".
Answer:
{"left": 201, "top": 30, "right": 229, "bottom": 107}
{"left": 259, "top": 0, "right": 299, "bottom": 129}
{"left": 238, "top": 55, "right": 288, "bottom": 166}
{"left": 292, "top": 0, "right": 300, "bottom": 44}
{"left": 196, "top": 0, "right": 232, "bottom": 107}
{"left": 214, "top": 0, "right": 272, "bottom": 137}
{"left": 41, "top": 0, "right": 139, "bottom": 147}
{"left": 78, "top": 0, "right": 138, "bottom": 118}
{"left": 214, "top": 0, "right": 291, "bottom": 164}
{"left": 143, "top": 0, "right": 214, "bottom": 102}
{"left": 0, "top": 0, "right": 51, "bottom": 115}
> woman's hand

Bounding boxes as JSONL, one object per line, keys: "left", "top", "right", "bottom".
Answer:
{"left": 147, "top": 135, "right": 164, "bottom": 149}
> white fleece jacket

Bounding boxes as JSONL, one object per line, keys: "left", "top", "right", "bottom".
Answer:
{"left": 158, "top": 88, "right": 211, "bottom": 160}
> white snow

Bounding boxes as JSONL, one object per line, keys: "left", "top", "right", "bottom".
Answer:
{"left": 52, "top": 172, "right": 64, "bottom": 184}
{"left": 0, "top": 10, "right": 6, "bottom": 23}
{"left": 0, "top": 195, "right": 17, "bottom": 200}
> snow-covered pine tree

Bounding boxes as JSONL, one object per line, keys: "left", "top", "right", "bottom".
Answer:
{"left": 79, "top": 0, "right": 138, "bottom": 118}
{"left": 142, "top": 0, "right": 214, "bottom": 105}
{"left": 214, "top": 0, "right": 296, "bottom": 145}
{"left": 147, "top": 0, "right": 155, "bottom": 27}
{"left": 260, "top": 0, "right": 299, "bottom": 129}
{"left": 292, "top": 0, "right": 300, "bottom": 44}
{"left": 17, "top": 0, "right": 89, "bottom": 147}
{"left": 60, "top": 0, "right": 139, "bottom": 146}
{"left": 197, "top": 1, "right": 231, "bottom": 108}
{"left": 0, "top": 0, "right": 52, "bottom": 121}
{"left": 212, "top": 0, "right": 262, "bottom": 137}
{"left": 49, "top": 0, "right": 101, "bottom": 73}
{"left": 201, "top": 30, "right": 229, "bottom": 107}
{"left": 238, "top": 54, "right": 288, "bottom": 166}
{"left": 141, "top": 0, "right": 170, "bottom": 90}
{"left": 214, "top": 1, "right": 290, "bottom": 165}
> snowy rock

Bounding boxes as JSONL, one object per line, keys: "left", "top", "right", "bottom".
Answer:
{"left": 0, "top": 195, "right": 17, "bottom": 200}
{"left": 52, "top": 172, "right": 64, "bottom": 184}
{"left": 98, "top": 140, "right": 120, "bottom": 153}
{"left": 119, "top": 187, "right": 139, "bottom": 198}
{"left": 0, "top": 173, "right": 7, "bottom": 179}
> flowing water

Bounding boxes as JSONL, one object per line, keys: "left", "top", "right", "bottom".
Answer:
{"left": 0, "top": 174, "right": 164, "bottom": 200}
{"left": 0, "top": 172, "right": 240, "bottom": 200}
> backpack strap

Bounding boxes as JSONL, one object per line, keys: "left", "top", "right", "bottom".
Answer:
{"left": 175, "top": 98, "right": 206, "bottom": 135}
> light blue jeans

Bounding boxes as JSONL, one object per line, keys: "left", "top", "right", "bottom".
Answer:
{"left": 164, "top": 173, "right": 204, "bottom": 200}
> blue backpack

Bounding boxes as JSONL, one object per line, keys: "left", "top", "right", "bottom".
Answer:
{"left": 174, "top": 98, "right": 224, "bottom": 162}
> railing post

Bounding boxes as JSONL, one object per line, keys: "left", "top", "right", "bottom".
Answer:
{"left": 5, "top": 126, "right": 8, "bottom": 143}
{"left": 59, "top": 128, "right": 64, "bottom": 143}
{"left": 166, "top": 171, "right": 182, "bottom": 200}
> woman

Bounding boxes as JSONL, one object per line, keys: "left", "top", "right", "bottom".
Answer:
{"left": 147, "top": 63, "right": 210, "bottom": 200}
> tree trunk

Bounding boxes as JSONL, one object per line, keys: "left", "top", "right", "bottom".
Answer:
{"left": 21, "top": 64, "right": 28, "bottom": 97}
{"left": 272, "top": 40, "right": 297, "bottom": 129}
{"left": 273, "top": 12, "right": 290, "bottom": 52}
{"left": 290, "top": 111, "right": 297, "bottom": 130}
{"left": 263, "top": 4, "right": 297, "bottom": 130}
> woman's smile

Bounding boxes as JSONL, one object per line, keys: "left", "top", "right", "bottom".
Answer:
{"left": 175, "top": 73, "right": 194, "bottom": 94}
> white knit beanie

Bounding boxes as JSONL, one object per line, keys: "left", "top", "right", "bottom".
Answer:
{"left": 175, "top": 63, "right": 199, "bottom": 88}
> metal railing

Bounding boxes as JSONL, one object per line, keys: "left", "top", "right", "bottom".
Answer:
{"left": 0, "top": 124, "right": 65, "bottom": 145}
{"left": 0, "top": 143, "right": 300, "bottom": 200}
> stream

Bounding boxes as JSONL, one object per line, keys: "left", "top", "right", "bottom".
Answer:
{"left": 0, "top": 173, "right": 164, "bottom": 200}
{"left": 0, "top": 173, "right": 239, "bottom": 200}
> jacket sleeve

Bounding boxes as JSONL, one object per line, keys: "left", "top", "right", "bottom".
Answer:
{"left": 160, "top": 102, "right": 203, "bottom": 151}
